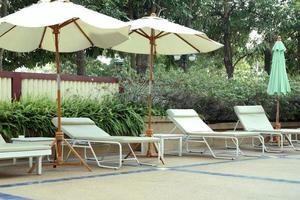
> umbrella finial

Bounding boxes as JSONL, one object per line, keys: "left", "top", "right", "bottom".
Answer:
{"left": 277, "top": 35, "right": 281, "bottom": 41}
{"left": 150, "top": 13, "right": 157, "bottom": 17}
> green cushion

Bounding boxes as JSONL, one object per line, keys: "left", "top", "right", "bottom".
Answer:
{"left": 167, "top": 109, "right": 199, "bottom": 117}
{"left": 167, "top": 109, "right": 213, "bottom": 133}
{"left": 52, "top": 117, "right": 156, "bottom": 143}
{"left": 234, "top": 105, "right": 274, "bottom": 131}
{"left": 234, "top": 105, "right": 265, "bottom": 115}
{"left": 62, "top": 125, "right": 110, "bottom": 139}
{"left": 52, "top": 117, "right": 95, "bottom": 126}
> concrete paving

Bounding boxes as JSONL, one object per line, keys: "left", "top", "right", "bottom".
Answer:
{"left": 0, "top": 151, "right": 300, "bottom": 200}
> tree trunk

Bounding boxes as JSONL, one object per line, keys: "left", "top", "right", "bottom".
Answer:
{"left": 297, "top": 31, "right": 300, "bottom": 72}
{"left": 0, "top": 0, "right": 8, "bottom": 71}
{"left": 127, "top": 0, "right": 136, "bottom": 69}
{"left": 136, "top": 54, "right": 148, "bottom": 74}
{"left": 177, "top": 1, "right": 195, "bottom": 73}
{"left": 130, "top": 54, "right": 136, "bottom": 69}
{"left": 178, "top": 55, "right": 188, "bottom": 72}
{"left": 223, "top": 0, "right": 234, "bottom": 79}
{"left": 264, "top": 48, "right": 272, "bottom": 75}
{"left": 75, "top": 50, "right": 86, "bottom": 75}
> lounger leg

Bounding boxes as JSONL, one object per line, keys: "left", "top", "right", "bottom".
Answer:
{"left": 29, "top": 157, "right": 33, "bottom": 168}
{"left": 127, "top": 144, "right": 140, "bottom": 165}
{"left": 203, "top": 138, "right": 217, "bottom": 158}
{"left": 235, "top": 138, "right": 239, "bottom": 158}
{"left": 153, "top": 142, "right": 165, "bottom": 165}
{"left": 280, "top": 134, "right": 283, "bottom": 152}
{"left": 160, "top": 138, "right": 164, "bottom": 160}
{"left": 285, "top": 134, "right": 297, "bottom": 150}
{"left": 126, "top": 144, "right": 156, "bottom": 166}
{"left": 36, "top": 156, "right": 42, "bottom": 175}
{"left": 88, "top": 142, "right": 122, "bottom": 169}
{"left": 179, "top": 137, "right": 182, "bottom": 157}
{"left": 123, "top": 144, "right": 141, "bottom": 159}
{"left": 157, "top": 142, "right": 161, "bottom": 163}
{"left": 203, "top": 137, "right": 237, "bottom": 160}
{"left": 259, "top": 135, "right": 265, "bottom": 155}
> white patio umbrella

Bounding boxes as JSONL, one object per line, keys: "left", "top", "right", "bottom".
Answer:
{"left": 0, "top": 0, "right": 129, "bottom": 171}
{"left": 113, "top": 14, "right": 223, "bottom": 139}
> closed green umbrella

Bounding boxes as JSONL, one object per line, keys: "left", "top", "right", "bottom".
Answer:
{"left": 267, "top": 36, "right": 291, "bottom": 128}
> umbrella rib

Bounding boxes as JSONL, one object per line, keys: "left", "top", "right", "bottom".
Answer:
{"left": 132, "top": 29, "right": 150, "bottom": 39}
{"left": 196, "top": 34, "right": 214, "bottom": 42}
{"left": 59, "top": 18, "right": 80, "bottom": 29}
{"left": 73, "top": 20, "right": 94, "bottom": 46}
{"left": 39, "top": 27, "right": 47, "bottom": 48}
{"left": 0, "top": 25, "right": 16, "bottom": 38}
{"left": 155, "top": 32, "right": 170, "bottom": 39}
{"left": 175, "top": 33, "right": 201, "bottom": 53}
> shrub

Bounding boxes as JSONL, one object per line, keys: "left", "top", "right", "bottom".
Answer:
{"left": 121, "top": 66, "right": 300, "bottom": 123}
{"left": 0, "top": 97, "right": 145, "bottom": 141}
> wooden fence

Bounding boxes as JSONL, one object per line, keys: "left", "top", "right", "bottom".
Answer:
{"left": 0, "top": 71, "right": 119, "bottom": 102}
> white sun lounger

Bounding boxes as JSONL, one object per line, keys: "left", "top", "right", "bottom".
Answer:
{"left": 234, "top": 105, "right": 300, "bottom": 152}
{"left": 167, "top": 109, "right": 264, "bottom": 159}
{"left": 52, "top": 117, "right": 161, "bottom": 169}
{"left": 0, "top": 135, "right": 51, "bottom": 175}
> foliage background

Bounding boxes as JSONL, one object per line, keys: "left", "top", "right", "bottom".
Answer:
{"left": 0, "top": 0, "right": 299, "bottom": 140}
{"left": 0, "top": 97, "right": 145, "bottom": 141}
{"left": 120, "top": 63, "right": 300, "bottom": 123}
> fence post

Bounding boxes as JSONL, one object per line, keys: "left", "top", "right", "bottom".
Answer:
{"left": 11, "top": 73, "right": 22, "bottom": 101}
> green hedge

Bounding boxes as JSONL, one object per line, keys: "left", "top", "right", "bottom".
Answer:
{"left": 0, "top": 97, "right": 145, "bottom": 141}
{"left": 122, "top": 66, "right": 300, "bottom": 123}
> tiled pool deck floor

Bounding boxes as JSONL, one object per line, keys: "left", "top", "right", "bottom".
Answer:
{"left": 0, "top": 150, "right": 300, "bottom": 200}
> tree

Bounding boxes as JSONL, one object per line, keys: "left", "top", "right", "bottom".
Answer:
{"left": 192, "top": 1, "right": 256, "bottom": 78}
{"left": 72, "top": 0, "right": 128, "bottom": 75}
{"left": 0, "top": 0, "right": 8, "bottom": 71}
{"left": 239, "top": 0, "right": 300, "bottom": 74}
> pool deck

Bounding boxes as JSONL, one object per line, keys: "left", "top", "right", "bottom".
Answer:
{"left": 0, "top": 150, "right": 300, "bottom": 200}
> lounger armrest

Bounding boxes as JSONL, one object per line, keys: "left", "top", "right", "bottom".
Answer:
{"left": 188, "top": 131, "right": 213, "bottom": 134}
{"left": 279, "top": 129, "right": 300, "bottom": 133}
{"left": 255, "top": 130, "right": 282, "bottom": 133}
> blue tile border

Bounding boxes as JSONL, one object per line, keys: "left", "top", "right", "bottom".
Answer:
{"left": 0, "top": 159, "right": 260, "bottom": 189}
{"left": 0, "top": 192, "right": 31, "bottom": 200}
{"left": 171, "top": 168, "right": 300, "bottom": 185}
{"left": 168, "top": 157, "right": 266, "bottom": 169}
{"left": 0, "top": 168, "right": 158, "bottom": 189}
{"left": 0, "top": 155, "right": 299, "bottom": 191}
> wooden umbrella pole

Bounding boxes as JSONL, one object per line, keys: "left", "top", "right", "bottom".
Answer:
{"left": 50, "top": 25, "right": 91, "bottom": 171}
{"left": 145, "top": 28, "right": 156, "bottom": 157}
{"left": 146, "top": 28, "right": 155, "bottom": 137}
{"left": 53, "top": 25, "right": 64, "bottom": 163}
{"left": 275, "top": 95, "right": 281, "bottom": 129}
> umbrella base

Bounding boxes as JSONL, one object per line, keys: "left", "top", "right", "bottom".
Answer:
{"left": 28, "top": 138, "right": 92, "bottom": 173}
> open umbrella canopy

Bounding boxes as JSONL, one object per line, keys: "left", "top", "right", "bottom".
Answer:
{"left": 0, "top": 0, "right": 129, "bottom": 52}
{"left": 0, "top": 0, "right": 130, "bottom": 170}
{"left": 112, "top": 14, "right": 222, "bottom": 141}
{"left": 267, "top": 39, "right": 291, "bottom": 95}
{"left": 112, "top": 15, "right": 223, "bottom": 55}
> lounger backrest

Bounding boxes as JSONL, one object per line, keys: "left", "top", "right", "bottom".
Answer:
{"left": 234, "top": 105, "right": 274, "bottom": 131}
{"left": 167, "top": 109, "right": 213, "bottom": 134}
{"left": 52, "top": 118, "right": 110, "bottom": 139}
{"left": 0, "top": 134, "right": 6, "bottom": 144}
